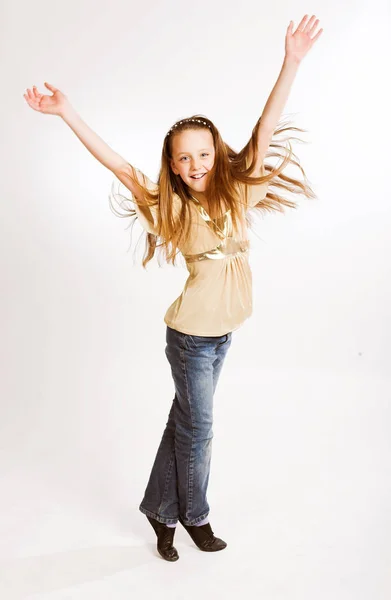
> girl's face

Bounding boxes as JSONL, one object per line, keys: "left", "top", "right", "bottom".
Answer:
{"left": 170, "top": 129, "right": 215, "bottom": 193}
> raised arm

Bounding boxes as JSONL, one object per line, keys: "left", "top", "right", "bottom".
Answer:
{"left": 249, "top": 14, "right": 323, "bottom": 175}
{"left": 23, "top": 82, "right": 138, "bottom": 193}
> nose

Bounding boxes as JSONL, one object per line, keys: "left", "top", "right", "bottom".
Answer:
{"left": 190, "top": 159, "right": 201, "bottom": 171}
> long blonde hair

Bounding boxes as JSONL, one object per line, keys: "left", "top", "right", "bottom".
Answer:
{"left": 109, "top": 114, "right": 316, "bottom": 268}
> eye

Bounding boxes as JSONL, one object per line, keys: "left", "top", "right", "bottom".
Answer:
{"left": 180, "top": 153, "right": 209, "bottom": 162}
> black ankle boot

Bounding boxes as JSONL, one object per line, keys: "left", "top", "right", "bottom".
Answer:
{"left": 146, "top": 516, "right": 179, "bottom": 561}
{"left": 178, "top": 517, "right": 227, "bottom": 552}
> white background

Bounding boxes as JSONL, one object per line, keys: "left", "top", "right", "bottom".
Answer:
{"left": 1, "top": 0, "right": 390, "bottom": 598}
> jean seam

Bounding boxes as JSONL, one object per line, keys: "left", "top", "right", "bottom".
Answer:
{"left": 180, "top": 338, "right": 195, "bottom": 519}
{"left": 158, "top": 446, "right": 175, "bottom": 516}
{"left": 186, "top": 334, "right": 196, "bottom": 349}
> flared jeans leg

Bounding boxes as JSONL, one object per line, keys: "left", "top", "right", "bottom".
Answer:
{"left": 139, "top": 326, "right": 232, "bottom": 526}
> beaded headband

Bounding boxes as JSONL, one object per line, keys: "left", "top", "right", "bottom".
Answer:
{"left": 166, "top": 118, "right": 211, "bottom": 137}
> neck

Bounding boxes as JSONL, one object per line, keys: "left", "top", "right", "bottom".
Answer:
{"left": 189, "top": 190, "right": 208, "bottom": 204}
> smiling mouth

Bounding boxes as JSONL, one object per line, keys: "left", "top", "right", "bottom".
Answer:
{"left": 190, "top": 174, "right": 206, "bottom": 179}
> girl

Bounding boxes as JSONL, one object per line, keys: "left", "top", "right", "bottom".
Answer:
{"left": 24, "top": 14, "right": 322, "bottom": 562}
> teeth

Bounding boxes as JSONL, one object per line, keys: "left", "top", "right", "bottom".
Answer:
{"left": 192, "top": 174, "right": 204, "bottom": 179}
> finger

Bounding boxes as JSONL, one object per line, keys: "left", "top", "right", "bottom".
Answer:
{"left": 297, "top": 14, "right": 309, "bottom": 31}
{"left": 308, "top": 18, "right": 320, "bottom": 36}
{"left": 23, "top": 93, "right": 39, "bottom": 111}
{"left": 44, "top": 82, "right": 58, "bottom": 93}
{"left": 311, "top": 27, "right": 323, "bottom": 43}
{"left": 304, "top": 15, "right": 316, "bottom": 33}
{"left": 27, "top": 89, "right": 40, "bottom": 107}
{"left": 287, "top": 20, "right": 294, "bottom": 34}
{"left": 32, "top": 85, "right": 42, "bottom": 99}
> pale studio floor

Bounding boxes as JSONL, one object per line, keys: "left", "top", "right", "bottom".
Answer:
{"left": 1, "top": 367, "right": 390, "bottom": 600}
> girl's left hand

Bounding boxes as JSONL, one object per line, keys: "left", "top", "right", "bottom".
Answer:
{"left": 285, "top": 14, "right": 323, "bottom": 63}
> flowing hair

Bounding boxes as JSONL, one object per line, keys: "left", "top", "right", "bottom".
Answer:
{"left": 109, "top": 114, "right": 316, "bottom": 268}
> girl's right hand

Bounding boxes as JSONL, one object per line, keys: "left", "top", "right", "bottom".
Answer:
{"left": 23, "top": 82, "right": 71, "bottom": 117}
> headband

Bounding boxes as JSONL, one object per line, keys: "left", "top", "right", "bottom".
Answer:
{"left": 166, "top": 118, "right": 211, "bottom": 137}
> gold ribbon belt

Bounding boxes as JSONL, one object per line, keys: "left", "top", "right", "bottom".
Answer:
{"left": 183, "top": 238, "right": 250, "bottom": 264}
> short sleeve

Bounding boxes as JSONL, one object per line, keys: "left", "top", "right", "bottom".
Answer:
{"left": 245, "top": 162, "right": 269, "bottom": 210}
{"left": 113, "top": 165, "right": 183, "bottom": 236}
{"left": 130, "top": 168, "right": 160, "bottom": 235}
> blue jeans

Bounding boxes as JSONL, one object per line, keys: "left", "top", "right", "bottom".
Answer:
{"left": 139, "top": 325, "right": 232, "bottom": 526}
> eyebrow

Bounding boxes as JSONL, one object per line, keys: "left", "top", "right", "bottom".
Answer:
{"left": 176, "top": 148, "right": 212, "bottom": 157}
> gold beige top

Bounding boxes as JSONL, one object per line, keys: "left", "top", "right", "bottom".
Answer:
{"left": 127, "top": 168, "right": 268, "bottom": 336}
